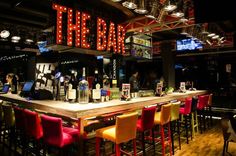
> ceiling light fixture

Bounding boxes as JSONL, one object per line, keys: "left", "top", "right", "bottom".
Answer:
{"left": 26, "top": 39, "right": 34, "bottom": 43}
{"left": 122, "top": 0, "right": 137, "bottom": 10}
{"left": 11, "top": 39, "right": 19, "bottom": 43}
{"left": 111, "top": 0, "right": 122, "bottom": 2}
{"left": 163, "top": 1, "right": 177, "bottom": 12}
{"left": 179, "top": 17, "right": 188, "bottom": 23}
{"left": 171, "top": 11, "right": 184, "bottom": 18}
{"left": 212, "top": 35, "right": 219, "bottom": 39}
{"left": 206, "top": 39, "right": 212, "bottom": 46}
{"left": 207, "top": 33, "right": 215, "bottom": 37}
{"left": 0, "top": 30, "right": 10, "bottom": 38}
{"left": 11, "top": 36, "right": 21, "bottom": 40}
{"left": 134, "top": 0, "right": 148, "bottom": 14}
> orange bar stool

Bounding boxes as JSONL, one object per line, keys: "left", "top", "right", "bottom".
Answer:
{"left": 136, "top": 106, "right": 156, "bottom": 156}
{"left": 2, "top": 103, "right": 15, "bottom": 154}
{"left": 95, "top": 112, "right": 138, "bottom": 156}
{"left": 170, "top": 101, "right": 181, "bottom": 155}
{"left": 179, "top": 97, "right": 192, "bottom": 144}
{"left": 154, "top": 103, "right": 172, "bottom": 156}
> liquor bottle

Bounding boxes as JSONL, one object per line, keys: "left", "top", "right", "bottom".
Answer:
{"left": 78, "top": 67, "right": 89, "bottom": 104}
{"left": 92, "top": 69, "right": 101, "bottom": 102}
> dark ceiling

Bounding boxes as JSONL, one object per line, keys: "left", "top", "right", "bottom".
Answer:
{"left": 0, "top": 0, "right": 235, "bottom": 43}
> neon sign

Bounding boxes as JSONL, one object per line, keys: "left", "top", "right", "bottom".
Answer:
{"left": 52, "top": 3, "right": 126, "bottom": 54}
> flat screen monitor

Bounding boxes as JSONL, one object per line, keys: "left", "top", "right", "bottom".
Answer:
{"left": 22, "top": 81, "right": 34, "bottom": 92}
{"left": 2, "top": 84, "right": 10, "bottom": 93}
{"left": 37, "top": 41, "right": 49, "bottom": 53}
{"left": 176, "top": 39, "right": 203, "bottom": 51}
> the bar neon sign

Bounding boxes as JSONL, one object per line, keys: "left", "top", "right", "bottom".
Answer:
{"left": 52, "top": 3, "right": 126, "bottom": 54}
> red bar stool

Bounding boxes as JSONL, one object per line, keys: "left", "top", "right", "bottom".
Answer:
{"left": 179, "top": 97, "right": 192, "bottom": 144}
{"left": 24, "top": 109, "right": 43, "bottom": 155}
{"left": 13, "top": 106, "right": 27, "bottom": 155}
{"left": 136, "top": 106, "right": 156, "bottom": 156}
{"left": 40, "top": 114, "right": 79, "bottom": 156}
{"left": 0, "top": 102, "right": 4, "bottom": 145}
{"left": 154, "top": 103, "right": 172, "bottom": 156}
{"left": 197, "top": 95, "right": 209, "bottom": 133}
{"left": 2, "top": 103, "right": 15, "bottom": 154}
{"left": 95, "top": 112, "right": 138, "bottom": 156}
{"left": 206, "top": 93, "right": 213, "bottom": 127}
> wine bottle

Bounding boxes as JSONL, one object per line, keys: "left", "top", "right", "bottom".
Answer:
{"left": 92, "top": 69, "right": 101, "bottom": 102}
{"left": 78, "top": 67, "right": 89, "bottom": 104}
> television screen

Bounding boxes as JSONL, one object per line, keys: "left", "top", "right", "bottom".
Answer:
{"left": 22, "top": 81, "right": 34, "bottom": 92}
{"left": 37, "top": 41, "right": 49, "bottom": 53}
{"left": 176, "top": 39, "right": 203, "bottom": 51}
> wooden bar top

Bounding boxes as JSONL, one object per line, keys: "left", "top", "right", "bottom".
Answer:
{"left": 0, "top": 90, "right": 207, "bottom": 119}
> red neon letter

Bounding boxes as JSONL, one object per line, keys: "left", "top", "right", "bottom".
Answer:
{"left": 97, "top": 18, "right": 107, "bottom": 51}
{"left": 67, "top": 8, "right": 81, "bottom": 47}
{"left": 81, "top": 13, "right": 91, "bottom": 49}
{"left": 117, "top": 25, "right": 126, "bottom": 54}
{"left": 52, "top": 4, "right": 67, "bottom": 45}
{"left": 107, "top": 22, "right": 117, "bottom": 53}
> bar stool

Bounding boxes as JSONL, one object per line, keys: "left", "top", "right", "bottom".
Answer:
{"left": 170, "top": 101, "right": 181, "bottom": 155}
{"left": 197, "top": 95, "right": 209, "bottom": 133}
{"left": 95, "top": 112, "right": 138, "bottom": 156}
{"left": 24, "top": 109, "right": 43, "bottom": 155}
{"left": 0, "top": 101, "right": 4, "bottom": 145}
{"left": 206, "top": 93, "right": 213, "bottom": 127}
{"left": 154, "top": 103, "right": 172, "bottom": 156}
{"left": 191, "top": 96, "right": 199, "bottom": 137}
{"left": 179, "top": 97, "right": 192, "bottom": 144}
{"left": 2, "top": 103, "right": 15, "bottom": 154}
{"left": 136, "top": 106, "right": 156, "bottom": 156}
{"left": 41, "top": 114, "right": 79, "bottom": 156}
{"left": 13, "top": 106, "right": 27, "bottom": 155}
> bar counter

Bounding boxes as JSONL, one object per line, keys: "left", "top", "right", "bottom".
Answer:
{"left": 0, "top": 90, "right": 207, "bottom": 119}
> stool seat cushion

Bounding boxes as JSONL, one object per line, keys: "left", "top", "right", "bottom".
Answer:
{"left": 63, "top": 127, "right": 79, "bottom": 140}
{"left": 154, "top": 112, "right": 161, "bottom": 124}
{"left": 136, "top": 119, "right": 142, "bottom": 131}
{"left": 96, "top": 125, "right": 116, "bottom": 143}
{"left": 179, "top": 107, "right": 185, "bottom": 114}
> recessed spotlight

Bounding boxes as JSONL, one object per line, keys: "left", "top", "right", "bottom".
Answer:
{"left": 179, "top": 18, "right": 188, "bottom": 23}
{"left": 111, "top": 0, "right": 122, "bottom": 2}
{"left": 0, "top": 30, "right": 10, "bottom": 38}
{"left": 145, "top": 14, "right": 156, "bottom": 19}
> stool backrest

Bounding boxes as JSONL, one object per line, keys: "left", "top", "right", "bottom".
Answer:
{"left": 184, "top": 98, "right": 192, "bottom": 114}
{"left": 160, "top": 103, "right": 172, "bottom": 125}
{"left": 13, "top": 106, "right": 26, "bottom": 131}
{"left": 191, "top": 96, "right": 198, "bottom": 112}
{"left": 24, "top": 109, "right": 43, "bottom": 140}
{"left": 115, "top": 112, "right": 138, "bottom": 144}
{"left": 140, "top": 106, "right": 156, "bottom": 131}
{"left": 204, "top": 95, "right": 210, "bottom": 107}
{"left": 41, "top": 114, "right": 63, "bottom": 147}
{"left": 2, "top": 104, "right": 15, "bottom": 127}
{"left": 208, "top": 94, "right": 213, "bottom": 106}
{"left": 197, "top": 95, "right": 205, "bottom": 110}
{"left": 171, "top": 101, "right": 181, "bottom": 121}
